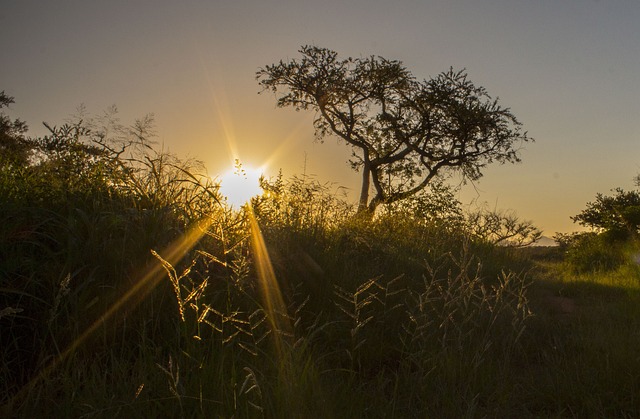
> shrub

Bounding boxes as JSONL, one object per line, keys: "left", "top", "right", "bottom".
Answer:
{"left": 555, "top": 232, "right": 626, "bottom": 273}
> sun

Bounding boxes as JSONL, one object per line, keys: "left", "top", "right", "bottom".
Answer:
{"left": 219, "top": 161, "right": 264, "bottom": 208}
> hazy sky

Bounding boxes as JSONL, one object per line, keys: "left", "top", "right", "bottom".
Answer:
{"left": 2, "top": 0, "right": 639, "bottom": 234}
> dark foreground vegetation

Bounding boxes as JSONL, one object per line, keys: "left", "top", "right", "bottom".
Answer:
{"left": 2, "top": 93, "right": 640, "bottom": 417}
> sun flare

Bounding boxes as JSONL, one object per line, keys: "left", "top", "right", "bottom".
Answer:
{"left": 219, "top": 161, "right": 264, "bottom": 208}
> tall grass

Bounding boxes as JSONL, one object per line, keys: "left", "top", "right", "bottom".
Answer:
{"left": 8, "top": 113, "right": 637, "bottom": 417}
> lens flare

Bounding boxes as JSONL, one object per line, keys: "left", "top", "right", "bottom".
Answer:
{"left": 7, "top": 216, "right": 215, "bottom": 408}
{"left": 247, "top": 208, "right": 291, "bottom": 354}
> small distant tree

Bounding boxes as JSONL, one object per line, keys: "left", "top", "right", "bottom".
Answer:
{"left": 571, "top": 188, "right": 640, "bottom": 240}
{"left": 257, "top": 46, "right": 530, "bottom": 216}
{"left": 466, "top": 206, "right": 542, "bottom": 247}
{"left": 0, "top": 91, "right": 31, "bottom": 166}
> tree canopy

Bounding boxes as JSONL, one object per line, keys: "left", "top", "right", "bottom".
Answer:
{"left": 571, "top": 187, "right": 640, "bottom": 239}
{"left": 257, "top": 46, "right": 530, "bottom": 215}
{"left": 0, "top": 91, "right": 30, "bottom": 166}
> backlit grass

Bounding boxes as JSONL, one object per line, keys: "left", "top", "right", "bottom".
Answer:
{"left": 2, "top": 116, "right": 640, "bottom": 417}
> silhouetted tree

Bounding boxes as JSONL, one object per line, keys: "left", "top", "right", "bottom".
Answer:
{"left": 572, "top": 188, "right": 640, "bottom": 240}
{"left": 0, "top": 91, "right": 31, "bottom": 166}
{"left": 466, "top": 206, "right": 541, "bottom": 247}
{"left": 257, "top": 46, "right": 530, "bottom": 216}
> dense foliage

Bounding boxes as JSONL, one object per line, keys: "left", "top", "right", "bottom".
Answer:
{"left": 571, "top": 188, "right": 640, "bottom": 240}
{"left": 557, "top": 183, "right": 640, "bottom": 273}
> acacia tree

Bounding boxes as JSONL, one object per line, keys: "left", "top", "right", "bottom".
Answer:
{"left": 257, "top": 46, "right": 530, "bottom": 216}
{"left": 571, "top": 188, "right": 640, "bottom": 239}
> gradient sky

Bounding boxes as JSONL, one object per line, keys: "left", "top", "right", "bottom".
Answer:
{"left": 2, "top": 0, "right": 639, "bottom": 234}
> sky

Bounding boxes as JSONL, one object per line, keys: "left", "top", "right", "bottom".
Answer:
{"left": 2, "top": 0, "right": 639, "bottom": 234}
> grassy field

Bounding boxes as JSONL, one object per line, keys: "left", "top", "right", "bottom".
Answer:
{"left": 518, "top": 252, "right": 640, "bottom": 418}
{"left": 2, "top": 121, "right": 640, "bottom": 417}
{"left": 4, "top": 212, "right": 640, "bottom": 417}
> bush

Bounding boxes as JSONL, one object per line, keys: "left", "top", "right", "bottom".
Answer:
{"left": 556, "top": 232, "right": 626, "bottom": 273}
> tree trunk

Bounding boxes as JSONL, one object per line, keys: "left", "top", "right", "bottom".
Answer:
{"left": 367, "top": 195, "right": 382, "bottom": 215}
{"left": 357, "top": 162, "right": 371, "bottom": 214}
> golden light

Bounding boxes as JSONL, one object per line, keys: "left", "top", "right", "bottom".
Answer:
{"left": 9, "top": 216, "right": 215, "bottom": 407}
{"left": 247, "top": 209, "right": 291, "bottom": 355}
{"left": 219, "top": 161, "right": 264, "bottom": 208}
